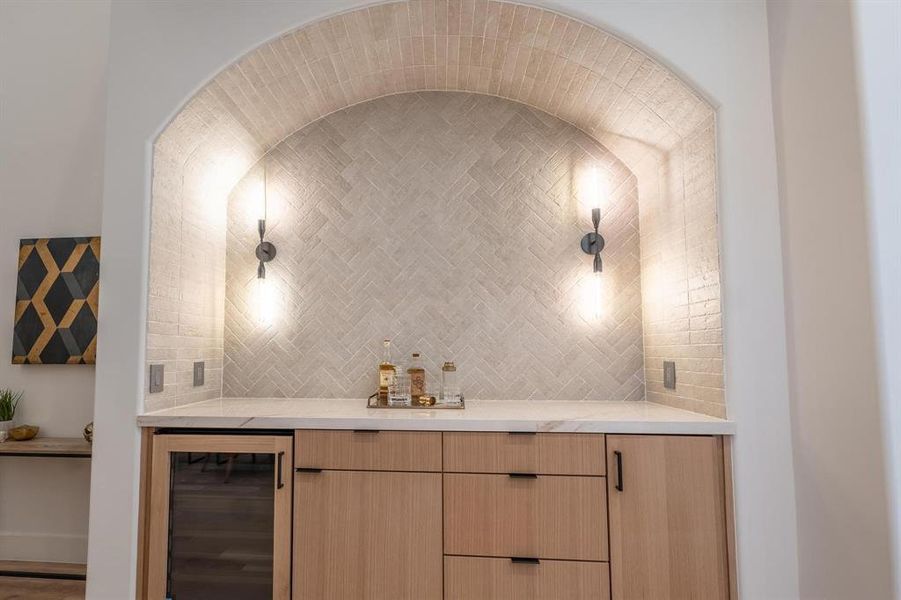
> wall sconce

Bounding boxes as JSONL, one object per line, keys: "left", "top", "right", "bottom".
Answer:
{"left": 580, "top": 168, "right": 606, "bottom": 319}
{"left": 256, "top": 219, "right": 276, "bottom": 278}
{"left": 255, "top": 164, "right": 276, "bottom": 326}
{"left": 580, "top": 206, "right": 605, "bottom": 273}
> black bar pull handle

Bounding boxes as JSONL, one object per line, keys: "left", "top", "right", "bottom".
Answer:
{"left": 353, "top": 429, "right": 380, "bottom": 433}
{"left": 510, "top": 557, "right": 540, "bottom": 564}
{"left": 277, "top": 451, "right": 285, "bottom": 489}
{"left": 508, "top": 431, "right": 537, "bottom": 435}
{"left": 508, "top": 472, "right": 538, "bottom": 479}
{"left": 614, "top": 450, "right": 623, "bottom": 492}
{"left": 296, "top": 467, "right": 322, "bottom": 473}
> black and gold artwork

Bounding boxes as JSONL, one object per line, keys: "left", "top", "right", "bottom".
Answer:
{"left": 13, "top": 237, "right": 100, "bottom": 364}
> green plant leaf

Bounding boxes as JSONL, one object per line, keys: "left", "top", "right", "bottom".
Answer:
{"left": 0, "top": 389, "right": 23, "bottom": 421}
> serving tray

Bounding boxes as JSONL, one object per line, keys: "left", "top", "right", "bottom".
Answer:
{"left": 366, "top": 392, "right": 465, "bottom": 409}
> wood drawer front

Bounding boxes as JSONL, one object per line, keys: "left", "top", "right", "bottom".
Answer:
{"left": 445, "top": 556, "right": 610, "bottom": 600}
{"left": 294, "top": 430, "right": 441, "bottom": 471}
{"left": 444, "top": 473, "right": 608, "bottom": 561}
{"left": 443, "top": 433, "right": 605, "bottom": 475}
{"left": 294, "top": 470, "right": 443, "bottom": 600}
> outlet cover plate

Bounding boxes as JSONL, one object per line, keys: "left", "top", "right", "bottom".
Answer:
{"left": 149, "top": 364, "right": 164, "bottom": 393}
{"left": 663, "top": 361, "right": 676, "bottom": 389}
{"left": 193, "top": 361, "right": 205, "bottom": 387}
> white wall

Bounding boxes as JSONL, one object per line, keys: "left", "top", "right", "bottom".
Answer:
{"left": 767, "top": 0, "right": 896, "bottom": 597}
{"left": 569, "top": 5, "right": 800, "bottom": 596}
{"left": 851, "top": 1, "right": 901, "bottom": 597}
{"left": 0, "top": 0, "right": 109, "bottom": 563}
{"left": 91, "top": 1, "right": 799, "bottom": 598}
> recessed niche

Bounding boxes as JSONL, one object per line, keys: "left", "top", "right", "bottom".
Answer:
{"left": 145, "top": 0, "right": 724, "bottom": 417}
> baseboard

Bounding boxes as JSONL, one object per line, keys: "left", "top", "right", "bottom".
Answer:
{"left": 0, "top": 531, "right": 88, "bottom": 564}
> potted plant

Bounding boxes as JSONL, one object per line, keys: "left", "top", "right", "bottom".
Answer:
{"left": 0, "top": 389, "right": 23, "bottom": 443}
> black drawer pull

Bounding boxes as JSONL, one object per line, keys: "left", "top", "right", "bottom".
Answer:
{"left": 614, "top": 450, "right": 624, "bottom": 492}
{"left": 508, "top": 431, "right": 537, "bottom": 435}
{"left": 277, "top": 451, "right": 285, "bottom": 489}
{"left": 296, "top": 467, "right": 322, "bottom": 473}
{"left": 353, "top": 429, "right": 380, "bottom": 433}
{"left": 510, "top": 557, "right": 540, "bottom": 564}
{"left": 508, "top": 472, "right": 538, "bottom": 479}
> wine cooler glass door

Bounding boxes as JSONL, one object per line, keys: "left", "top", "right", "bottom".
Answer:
{"left": 146, "top": 434, "right": 292, "bottom": 600}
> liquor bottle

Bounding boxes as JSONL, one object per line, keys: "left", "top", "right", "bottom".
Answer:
{"left": 407, "top": 352, "right": 425, "bottom": 399}
{"left": 378, "top": 339, "right": 396, "bottom": 403}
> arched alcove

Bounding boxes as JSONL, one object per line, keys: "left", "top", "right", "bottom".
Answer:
{"left": 146, "top": 0, "right": 723, "bottom": 416}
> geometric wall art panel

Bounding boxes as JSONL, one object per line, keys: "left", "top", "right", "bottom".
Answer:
{"left": 13, "top": 237, "right": 100, "bottom": 364}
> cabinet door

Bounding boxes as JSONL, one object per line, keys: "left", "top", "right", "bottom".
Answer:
{"left": 294, "top": 470, "right": 443, "bottom": 600}
{"left": 607, "top": 435, "right": 729, "bottom": 600}
{"left": 146, "top": 433, "right": 293, "bottom": 600}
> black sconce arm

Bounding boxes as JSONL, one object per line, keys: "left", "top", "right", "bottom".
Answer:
{"left": 581, "top": 208, "right": 605, "bottom": 273}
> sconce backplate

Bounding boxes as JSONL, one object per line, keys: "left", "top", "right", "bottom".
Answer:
{"left": 580, "top": 232, "right": 606, "bottom": 255}
{"left": 255, "top": 241, "right": 277, "bottom": 262}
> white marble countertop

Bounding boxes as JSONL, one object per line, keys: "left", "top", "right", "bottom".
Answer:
{"left": 137, "top": 398, "right": 734, "bottom": 435}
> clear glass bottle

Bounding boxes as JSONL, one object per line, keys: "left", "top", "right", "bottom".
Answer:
{"left": 407, "top": 353, "right": 425, "bottom": 399}
{"left": 378, "top": 339, "right": 396, "bottom": 404}
{"left": 441, "top": 361, "right": 461, "bottom": 405}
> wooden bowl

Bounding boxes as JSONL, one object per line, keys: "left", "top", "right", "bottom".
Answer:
{"left": 8, "top": 425, "right": 39, "bottom": 441}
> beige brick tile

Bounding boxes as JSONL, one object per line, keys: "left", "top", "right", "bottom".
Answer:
{"left": 147, "top": 1, "right": 720, "bottom": 414}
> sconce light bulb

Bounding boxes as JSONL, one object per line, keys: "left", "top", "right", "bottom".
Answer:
{"left": 579, "top": 268, "right": 605, "bottom": 321}
{"left": 255, "top": 274, "right": 275, "bottom": 327}
{"left": 591, "top": 270, "right": 603, "bottom": 320}
{"left": 247, "top": 177, "right": 267, "bottom": 227}
{"left": 585, "top": 166, "right": 609, "bottom": 216}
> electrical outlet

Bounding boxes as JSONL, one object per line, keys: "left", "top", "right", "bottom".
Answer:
{"left": 663, "top": 361, "right": 676, "bottom": 389}
{"left": 193, "top": 361, "right": 205, "bottom": 387}
{"left": 149, "top": 364, "right": 164, "bottom": 393}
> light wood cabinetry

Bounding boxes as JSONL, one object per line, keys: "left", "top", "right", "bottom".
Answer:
{"left": 140, "top": 429, "right": 733, "bottom": 600}
{"left": 443, "top": 432, "right": 605, "bottom": 475}
{"left": 606, "top": 435, "right": 730, "bottom": 600}
{"left": 445, "top": 556, "right": 610, "bottom": 600}
{"left": 294, "top": 469, "right": 443, "bottom": 600}
{"left": 444, "top": 473, "right": 608, "bottom": 561}
{"left": 295, "top": 429, "right": 441, "bottom": 471}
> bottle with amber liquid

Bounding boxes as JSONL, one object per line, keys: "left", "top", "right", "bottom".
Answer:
{"left": 378, "top": 339, "right": 396, "bottom": 404}
{"left": 407, "top": 353, "right": 426, "bottom": 400}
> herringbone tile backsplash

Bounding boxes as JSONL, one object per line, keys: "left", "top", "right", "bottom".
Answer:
{"left": 223, "top": 92, "right": 645, "bottom": 401}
